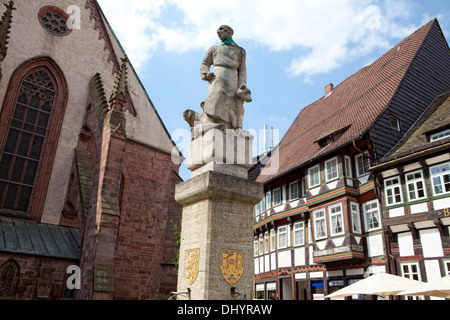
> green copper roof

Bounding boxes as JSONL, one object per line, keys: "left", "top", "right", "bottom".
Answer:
{"left": 0, "top": 217, "right": 80, "bottom": 260}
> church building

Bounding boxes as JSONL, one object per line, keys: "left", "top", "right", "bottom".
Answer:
{"left": 0, "top": 0, "right": 182, "bottom": 300}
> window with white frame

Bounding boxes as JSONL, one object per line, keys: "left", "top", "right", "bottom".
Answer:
{"left": 406, "top": 170, "right": 426, "bottom": 201}
{"left": 277, "top": 226, "right": 288, "bottom": 249}
{"left": 307, "top": 220, "right": 313, "bottom": 243}
{"left": 363, "top": 200, "right": 381, "bottom": 232}
{"left": 254, "top": 237, "right": 258, "bottom": 257}
{"left": 355, "top": 153, "right": 370, "bottom": 177}
{"left": 350, "top": 202, "right": 362, "bottom": 234}
{"left": 430, "top": 129, "right": 450, "bottom": 142}
{"left": 325, "top": 157, "right": 339, "bottom": 182}
{"left": 259, "top": 234, "right": 264, "bottom": 256}
{"left": 260, "top": 195, "right": 266, "bottom": 213}
{"left": 444, "top": 260, "right": 450, "bottom": 276}
{"left": 430, "top": 162, "right": 450, "bottom": 196}
{"left": 273, "top": 188, "right": 282, "bottom": 206}
{"left": 254, "top": 203, "right": 260, "bottom": 218}
{"left": 293, "top": 222, "right": 305, "bottom": 246}
{"left": 301, "top": 177, "right": 307, "bottom": 197}
{"left": 264, "top": 232, "right": 269, "bottom": 254}
{"left": 401, "top": 262, "right": 421, "bottom": 281}
{"left": 289, "top": 181, "right": 299, "bottom": 201}
{"left": 309, "top": 165, "right": 321, "bottom": 188}
{"left": 385, "top": 176, "right": 403, "bottom": 206}
{"left": 345, "top": 156, "right": 353, "bottom": 178}
{"left": 390, "top": 115, "right": 401, "bottom": 131}
{"left": 329, "top": 204, "right": 344, "bottom": 236}
{"left": 266, "top": 191, "right": 272, "bottom": 209}
{"left": 313, "top": 209, "right": 327, "bottom": 240}
{"left": 270, "top": 229, "right": 276, "bottom": 252}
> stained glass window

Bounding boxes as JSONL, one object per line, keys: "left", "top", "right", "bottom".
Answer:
{"left": 0, "top": 69, "right": 55, "bottom": 213}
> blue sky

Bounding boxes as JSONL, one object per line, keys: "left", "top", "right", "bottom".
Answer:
{"left": 97, "top": 0, "right": 450, "bottom": 181}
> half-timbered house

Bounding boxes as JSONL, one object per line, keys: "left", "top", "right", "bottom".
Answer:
{"left": 250, "top": 19, "right": 450, "bottom": 300}
{"left": 371, "top": 92, "right": 450, "bottom": 299}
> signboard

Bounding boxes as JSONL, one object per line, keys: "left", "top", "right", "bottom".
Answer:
{"left": 329, "top": 280, "right": 345, "bottom": 287}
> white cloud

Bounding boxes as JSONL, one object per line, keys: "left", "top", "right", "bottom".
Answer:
{"left": 97, "top": 0, "right": 417, "bottom": 78}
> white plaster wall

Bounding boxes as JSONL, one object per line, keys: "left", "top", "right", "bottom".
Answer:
{"left": 271, "top": 252, "right": 276, "bottom": 270}
{"left": 410, "top": 203, "right": 428, "bottom": 214}
{"left": 309, "top": 246, "right": 315, "bottom": 265}
{"left": 254, "top": 258, "right": 259, "bottom": 275}
{"left": 389, "top": 207, "right": 405, "bottom": 218}
{"left": 264, "top": 255, "right": 270, "bottom": 272}
{"left": 398, "top": 232, "right": 414, "bottom": 257}
{"left": 294, "top": 248, "right": 305, "bottom": 266}
{"left": 424, "top": 260, "right": 442, "bottom": 281}
{"left": 277, "top": 251, "right": 291, "bottom": 268}
{"left": 433, "top": 198, "right": 450, "bottom": 211}
{"left": 366, "top": 233, "right": 384, "bottom": 257}
{"left": 420, "top": 229, "right": 444, "bottom": 258}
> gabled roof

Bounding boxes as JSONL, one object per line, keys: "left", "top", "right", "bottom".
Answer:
{"left": 258, "top": 19, "right": 442, "bottom": 183}
{"left": 371, "top": 92, "right": 450, "bottom": 170}
{"left": 88, "top": 0, "right": 182, "bottom": 156}
{"left": 390, "top": 92, "right": 450, "bottom": 156}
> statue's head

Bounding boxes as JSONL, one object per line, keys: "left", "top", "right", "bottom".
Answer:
{"left": 217, "top": 25, "right": 234, "bottom": 41}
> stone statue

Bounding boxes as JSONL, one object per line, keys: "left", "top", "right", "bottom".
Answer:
{"left": 184, "top": 25, "right": 252, "bottom": 137}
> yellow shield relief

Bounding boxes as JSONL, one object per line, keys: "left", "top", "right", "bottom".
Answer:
{"left": 220, "top": 249, "right": 245, "bottom": 286}
{"left": 185, "top": 249, "right": 200, "bottom": 286}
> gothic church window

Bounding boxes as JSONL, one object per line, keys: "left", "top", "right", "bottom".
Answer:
{"left": 0, "top": 69, "right": 55, "bottom": 212}
{"left": 38, "top": 6, "right": 72, "bottom": 36}
{"left": 0, "top": 261, "right": 18, "bottom": 298}
{"left": 0, "top": 57, "right": 68, "bottom": 220}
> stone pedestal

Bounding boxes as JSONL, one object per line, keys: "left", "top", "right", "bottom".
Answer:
{"left": 187, "top": 129, "right": 254, "bottom": 179}
{"left": 175, "top": 170, "right": 263, "bottom": 300}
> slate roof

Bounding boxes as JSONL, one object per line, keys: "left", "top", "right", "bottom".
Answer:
{"left": 371, "top": 92, "right": 450, "bottom": 170}
{"left": 257, "top": 19, "right": 448, "bottom": 183}
{"left": 0, "top": 216, "right": 81, "bottom": 260}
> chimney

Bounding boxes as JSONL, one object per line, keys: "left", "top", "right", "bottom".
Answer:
{"left": 325, "top": 83, "right": 334, "bottom": 96}
{"left": 270, "top": 127, "right": 274, "bottom": 151}
{"left": 264, "top": 125, "right": 268, "bottom": 154}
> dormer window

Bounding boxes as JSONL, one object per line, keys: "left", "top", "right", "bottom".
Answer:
{"left": 315, "top": 125, "right": 351, "bottom": 149}
{"left": 430, "top": 129, "right": 450, "bottom": 142}
{"left": 318, "top": 137, "right": 333, "bottom": 148}
{"left": 389, "top": 115, "right": 400, "bottom": 131}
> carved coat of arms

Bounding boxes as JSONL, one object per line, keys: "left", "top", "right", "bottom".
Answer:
{"left": 185, "top": 249, "right": 200, "bottom": 286}
{"left": 220, "top": 249, "right": 245, "bottom": 286}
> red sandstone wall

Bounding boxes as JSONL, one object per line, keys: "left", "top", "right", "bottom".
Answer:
{"left": 0, "top": 255, "right": 77, "bottom": 300}
{"left": 113, "top": 141, "right": 182, "bottom": 300}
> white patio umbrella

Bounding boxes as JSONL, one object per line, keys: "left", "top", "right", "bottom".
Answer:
{"left": 398, "top": 275, "right": 450, "bottom": 299}
{"left": 325, "top": 273, "right": 423, "bottom": 299}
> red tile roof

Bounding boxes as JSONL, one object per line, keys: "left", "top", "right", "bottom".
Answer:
{"left": 257, "top": 19, "right": 437, "bottom": 183}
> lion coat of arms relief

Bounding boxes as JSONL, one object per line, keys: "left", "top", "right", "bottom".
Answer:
{"left": 185, "top": 249, "right": 200, "bottom": 286}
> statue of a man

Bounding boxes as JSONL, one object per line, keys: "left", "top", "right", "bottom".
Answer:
{"left": 185, "top": 25, "right": 252, "bottom": 135}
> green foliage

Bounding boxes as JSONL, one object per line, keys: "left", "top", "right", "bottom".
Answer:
{"left": 170, "top": 219, "right": 182, "bottom": 270}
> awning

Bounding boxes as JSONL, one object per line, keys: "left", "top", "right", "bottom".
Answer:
{"left": 398, "top": 275, "right": 450, "bottom": 299}
{"left": 325, "top": 273, "right": 423, "bottom": 299}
